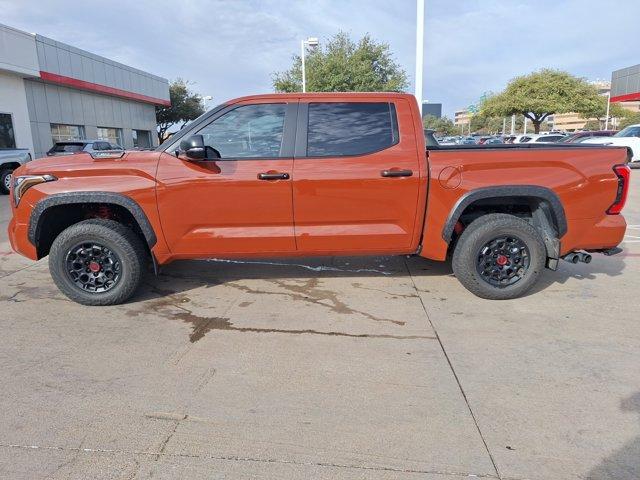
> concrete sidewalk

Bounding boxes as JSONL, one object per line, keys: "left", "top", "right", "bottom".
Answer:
{"left": 0, "top": 176, "right": 639, "bottom": 479}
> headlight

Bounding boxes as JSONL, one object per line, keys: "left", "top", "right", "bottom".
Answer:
{"left": 13, "top": 174, "right": 57, "bottom": 206}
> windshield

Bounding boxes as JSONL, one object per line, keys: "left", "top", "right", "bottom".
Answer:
{"left": 51, "top": 143, "right": 84, "bottom": 152}
{"left": 614, "top": 126, "right": 640, "bottom": 138}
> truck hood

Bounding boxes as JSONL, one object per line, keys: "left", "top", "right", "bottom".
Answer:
{"left": 20, "top": 153, "right": 100, "bottom": 174}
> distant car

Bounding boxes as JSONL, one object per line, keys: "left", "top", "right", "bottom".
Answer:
{"left": 0, "top": 148, "right": 32, "bottom": 194}
{"left": 563, "top": 130, "right": 618, "bottom": 143}
{"left": 484, "top": 137, "right": 504, "bottom": 144}
{"left": 460, "top": 136, "right": 477, "bottom": 145}
{"left": 438, "top": 136, "right": 459, "bottom": 145}
{"left": 583, "top": 124, "right": 640, "bottom": 162}
{"left": 47, "top": 140, "right": 124, "bottom": 157}
{"left": 519, "top": 134, "right": 567, "bottom": 144}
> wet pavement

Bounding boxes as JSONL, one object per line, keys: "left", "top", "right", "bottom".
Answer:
{"left": 1, "top": 176, "right": 639, "bottom": 479}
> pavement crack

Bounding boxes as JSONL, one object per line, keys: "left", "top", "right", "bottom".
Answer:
{"left": 153, "top": 414, "right": 187, "bottom": 461}
{"left": 0, "top": 443, "right": 502, "bottom": 479}
{"left": 404, "top": 258, "right": 503, "bottom": 480}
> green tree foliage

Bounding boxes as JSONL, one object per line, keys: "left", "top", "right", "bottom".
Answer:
{"left": 272, "top": 32, "right": 408, "bottom": 93}
{"left": 480, "top": 69, "right": 602, "bottom": 133}
{"left": 618, "top": 112, "right": 640, "bottom": 129}
{"left": 423, "top": 115, "right": 457, "bottom": 135}
{"left": 583, "top": 120, "right": 603, "bottom": 130}
{"left": 156, "top": 79, "right": 205, "bottom": 142}
{"left": 579, "top": 95, "right": 629, "bottom": 125}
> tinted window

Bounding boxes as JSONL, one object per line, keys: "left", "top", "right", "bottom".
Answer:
{"left": 615, "top": 126, "right": 640, "bottom": 138}
{"left": 197, "top": 104, "right": 286, "bottom": 158}
{"left": 51, "top": 143, "right": 84, "bottom": 152}
{"left": 307, "top": 102, "right": 398, "bottom": 156}
{"left": 0, "top": 113, "right": 16, "bottom": 149}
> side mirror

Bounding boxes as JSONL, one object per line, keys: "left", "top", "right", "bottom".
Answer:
{"left": 178, "top": 135, "right": 221, "bottom": 161}
{"left": 180, "top": 135, "right": 206, "bottom": 160}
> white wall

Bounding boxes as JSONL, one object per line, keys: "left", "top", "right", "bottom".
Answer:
{"left": 0, "top": 24, "right": 39, "bottom": 77}
{"left": 0, "top": 71, "right": 35, "bottom": 156}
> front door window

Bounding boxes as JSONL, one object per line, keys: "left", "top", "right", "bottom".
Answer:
{"left": 196, "top": 104, "right": 286, "bottom": 159}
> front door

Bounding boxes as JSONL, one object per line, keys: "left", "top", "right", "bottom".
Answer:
{"left": 292, "top": 99, "right": 423, "bottom": 253}
{"left": 156, "top": 101, "right": 297, "bottom": 255}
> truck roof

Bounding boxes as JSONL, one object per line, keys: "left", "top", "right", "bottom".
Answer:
{"left": 223, "top": 92, "right": 416, "bottom": 104}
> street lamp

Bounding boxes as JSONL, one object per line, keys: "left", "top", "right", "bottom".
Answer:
{"left": 199, "top": 95, "right": 213, "bottom": 109}
{"left": 415, "top": 0, "right": 425, "bottom": 116}
{"left": 301, "top": 37, "right": 319, "bottom": 93}
{"left": 605, "top": 91, "right": 611, "bottom": 130}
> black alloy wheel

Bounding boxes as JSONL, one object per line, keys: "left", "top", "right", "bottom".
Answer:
{"left": 65, "top": 242, "right": 122, "bottom": 292}
{"left": 476, "top": 235, "right": 530, "bottom": 287}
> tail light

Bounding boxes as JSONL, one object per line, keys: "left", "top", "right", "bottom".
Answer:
{"left": 606, "top": 164, "right": 631, "bottom": 215}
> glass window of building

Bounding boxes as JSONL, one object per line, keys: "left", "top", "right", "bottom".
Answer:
{"left": 97, "top": 127, "right": 123, "bottom": 147}
{"left": 0, "top": 113, "right": 16, "bottom": 149}
{"left": 51, "top": 124, "right": 85, "bottom": 144}
{"left": 132, "top": 129, "right": 152, "bottom": 149}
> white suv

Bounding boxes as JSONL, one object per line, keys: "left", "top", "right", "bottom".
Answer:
{"left": 583, "top": 124, "right": 640, "bottom": 163}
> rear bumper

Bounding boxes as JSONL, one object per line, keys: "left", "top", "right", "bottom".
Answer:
{"left": 561, "top": 215, "right": 627, "bottom": 255}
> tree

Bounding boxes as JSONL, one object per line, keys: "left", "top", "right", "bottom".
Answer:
{"left": 423, "top": 115, "right": 456, "bottom": 136}
{"left": 272, "top": 32, "right": 408, "bottom": 93}
{"left": 578, "top": 95, "right": 629, "bottom": 128}
{"left": 583, "top": 120, "right": 602, "bottom": 130}
{"left": 618, "top": 112, "right": 640, "bottom": 129}
{"left": 481, "top": 69, "right": 602, "bottom": 133}
{"left": 156, "top": 79, "right": 205, "bottom": 142}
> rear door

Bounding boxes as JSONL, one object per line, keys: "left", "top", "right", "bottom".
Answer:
{"left": 292, "top": 98, "right": 422, "bottom": 253}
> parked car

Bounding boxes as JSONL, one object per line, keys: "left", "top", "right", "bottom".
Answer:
{"left": 483, "top": 137, "right": 504, "bottom": 144}
{"left": 562, "top": 131, "right": 617, "bottom": 143}
{"left": 7, "top": 92, "right": 630, "bottom": 305}
{"left": 582, "top": 124, "right": 640, "bottom": 163}
{"left": 47, "top": 140, "right": 124, "bottom": 157}
{"left": 519, "top": 134, "right": 567, "bottom": 144}
{"left": 0, "top": 148, "right": 31, "bottom": 194}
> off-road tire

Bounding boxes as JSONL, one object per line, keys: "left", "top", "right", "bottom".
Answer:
{"left": 452, "top": 213, "right": 546, "bottom": 300}
{"left": 0, "top": 169, "right": 12, "bottom": 195}
{"left": 49, "top": 219, "right": 146, "bottom": 306}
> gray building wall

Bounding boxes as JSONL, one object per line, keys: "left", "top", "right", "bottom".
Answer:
{"left": 25, "top": 79, "right": 158, "bottom": 158}
{"left": 611, "top": 64, "right": 640, "bottom": 99}
{"left": 35, "top": 34, "right": 169, "bottom": 104}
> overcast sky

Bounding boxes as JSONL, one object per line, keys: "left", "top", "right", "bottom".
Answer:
{"left": 2, "top": 0, "right": 639, "bottom": 117}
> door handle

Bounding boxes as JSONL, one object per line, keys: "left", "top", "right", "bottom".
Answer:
{"left": 381, "top": 169, "right": 413, "bottom": 178}
{"left": 258, "top": 172, "right": 290, "bottom": 180}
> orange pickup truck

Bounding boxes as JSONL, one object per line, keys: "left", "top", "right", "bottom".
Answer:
{"left": 7, "top": 93, "right": 630, "bottom": 305}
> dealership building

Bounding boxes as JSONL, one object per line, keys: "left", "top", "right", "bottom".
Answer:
{"left": 0, "top": 23, "right": 170, "bottom": 158}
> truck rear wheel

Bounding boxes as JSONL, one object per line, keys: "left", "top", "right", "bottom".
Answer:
{"left": 452, "top": 213, "right": 546, "bottom": 300}
{"left": 49, "top": 219, "right": 146, "bottom": 306}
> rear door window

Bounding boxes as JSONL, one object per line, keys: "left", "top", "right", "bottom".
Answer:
{"left": 306, "top": 102, "right": 398, "bottom": 157}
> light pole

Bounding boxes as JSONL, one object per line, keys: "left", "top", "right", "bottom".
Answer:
{"left": 510, "top": 114, "right": 516, "bottom": 135}
{"left": 605, "top": 92, "right": 611, "bottom": 130}
{"left": 200, "top": 95, "right": 213, "bottom": 109}
{"left": 301, "top": 37, "right": 319, "bottom": 93}
{"left": 415, "top": 0, "right": 425, "bottom": 116}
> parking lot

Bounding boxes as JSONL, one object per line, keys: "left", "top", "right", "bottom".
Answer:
{"left": 0, "top": 175, "right": 638, "bottom": 480}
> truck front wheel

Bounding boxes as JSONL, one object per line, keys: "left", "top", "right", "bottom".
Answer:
{"left": 49, "top": 219, "right": 146, "bottom": 306}
{"left": 452, "top": 213, "right": 546, "bottom": 300}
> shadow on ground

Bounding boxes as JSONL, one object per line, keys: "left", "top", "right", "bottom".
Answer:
{"left": 586, "top": 391, "right": 640, "bottom": 480}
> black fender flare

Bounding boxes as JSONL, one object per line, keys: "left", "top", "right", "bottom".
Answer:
{"left": 442, "top": 185, "right": 567, "bottom": 242}
{"left": 29, "top": 191, "right": 157, "bottom": 247}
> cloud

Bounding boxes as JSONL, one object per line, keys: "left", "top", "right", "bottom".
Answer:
{"left": 1, "top": 0, "right": 638, "bottom": 116}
